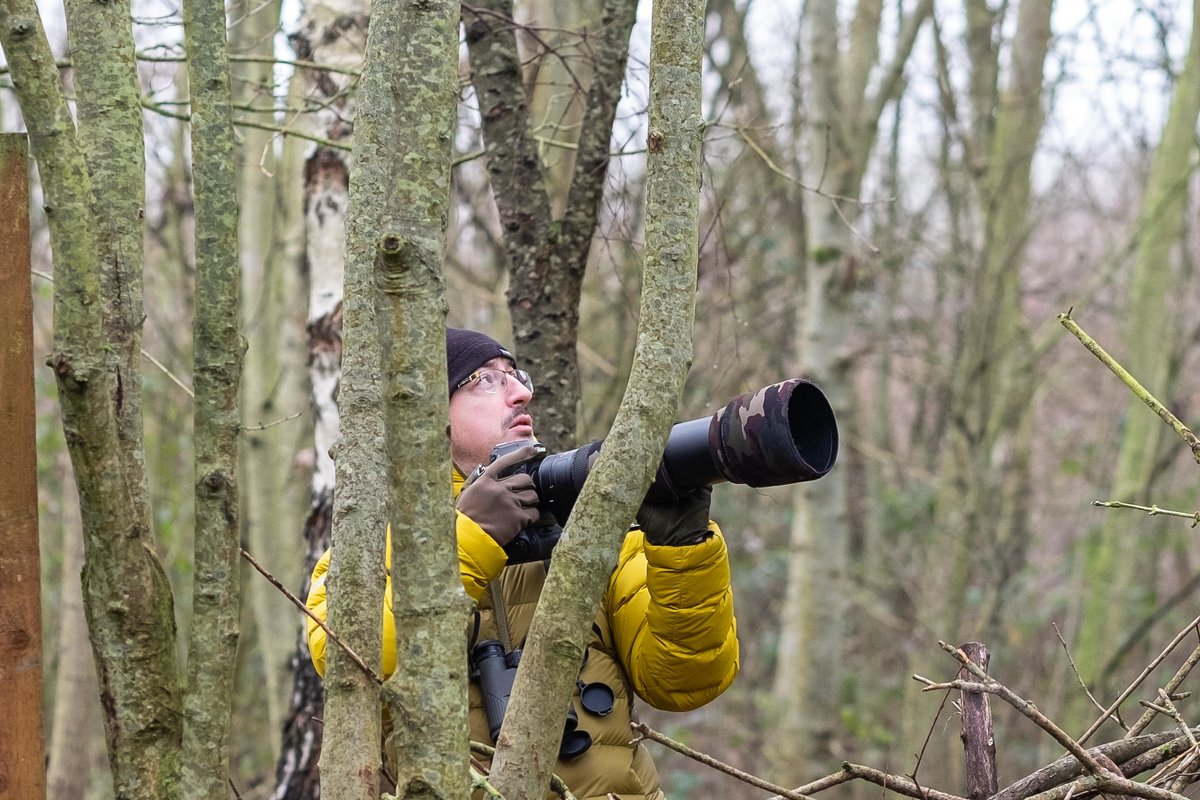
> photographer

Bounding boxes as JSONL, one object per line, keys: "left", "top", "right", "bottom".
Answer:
{"left": 306, "top": 327, "right": 739, "bottom": 800}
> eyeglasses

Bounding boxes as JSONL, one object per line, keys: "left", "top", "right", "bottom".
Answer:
{"left": 455, "top": 366, "right": 534, "bottom": 396}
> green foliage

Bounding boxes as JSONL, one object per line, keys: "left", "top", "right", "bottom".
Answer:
{"left": 809, "top": 245, "right": 842, "bottom": 265}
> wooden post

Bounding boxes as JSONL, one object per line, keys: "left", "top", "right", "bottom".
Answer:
{"left": 0, "top": 133, "right": 46, "bottom": 800}
{"left": 959, "top": 641, "right": 998, "bottom": 800}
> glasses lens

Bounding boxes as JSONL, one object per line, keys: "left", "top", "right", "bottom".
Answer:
{"left": 469, "top": 368, "right": 533, "bottom": 396}
{"left": 472, "top": 370, "right": 501, "bottom": 394}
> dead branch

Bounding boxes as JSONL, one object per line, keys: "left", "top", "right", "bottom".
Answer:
{"left": 631, "top": 723, "right": 814, "bottom": 800}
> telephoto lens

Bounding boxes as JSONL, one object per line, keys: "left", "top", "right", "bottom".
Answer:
{"left": 496, "top": 377, "right": 839, "bottom": 549}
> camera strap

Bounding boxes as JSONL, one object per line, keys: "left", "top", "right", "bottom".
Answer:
{"left": 487, "top": 581, "right": 514, "bottom": 653}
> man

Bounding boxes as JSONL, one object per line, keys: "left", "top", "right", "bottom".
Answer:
{"left": 307, "top": 327, "right": 739, "bottom": 799}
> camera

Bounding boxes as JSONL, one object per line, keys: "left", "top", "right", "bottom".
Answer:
{"left": 494, "top": 378, "right": 838, "bottom": 563}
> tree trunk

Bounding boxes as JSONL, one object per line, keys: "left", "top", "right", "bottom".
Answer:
{"left": 464, "top": 0, "right": 637, "bottom": 452}
{"left": 488, "top": 0, "right": 706, "bottom": 793}
{"left": 181, "top": 0, "right": 245, "bottom": 791}
{"left": 232, "top": 0, "right": 310, "bottom": 747}
{"left": 0, "top": 2, "right": 185, "bottom": 796}
{"left": 270, "top": 0, "right": 368, "bottom": 790}
{"left": 347, "top": 1, "right": 471, "bottom": 794}
{"left": 1067, "top": 0, "right": 1200, "bottom": 731}
{"left": 769, "top": 0, "right": 932, "bottom": 783}
{"left": 902, "top": 0, "right": 1054, "bottom": 778}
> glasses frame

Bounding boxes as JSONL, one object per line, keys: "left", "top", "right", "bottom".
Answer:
{"left": 454, "top": 366, "right": 534, "bottom": 396}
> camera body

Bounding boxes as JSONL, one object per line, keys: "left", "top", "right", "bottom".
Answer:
{"left": 492, "top": 378, "right": 839, "bottom": 564}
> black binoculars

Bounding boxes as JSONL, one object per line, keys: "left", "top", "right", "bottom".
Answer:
{"left": 472, "top": 640, "right": 597, "bottom": 759}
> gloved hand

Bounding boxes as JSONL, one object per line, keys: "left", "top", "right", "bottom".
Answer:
{"left": 635, "top": 485, "right": 713, "bottom": 547}
{"left": 457, "top": 445, "right": 542, "bottom": 547}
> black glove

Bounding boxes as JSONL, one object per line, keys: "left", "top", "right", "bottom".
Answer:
{"left": 635, "top": 485, "right": 713, "bottom": 547}
{"left": 457, "top": 445, "right": 541, "bottom": 547}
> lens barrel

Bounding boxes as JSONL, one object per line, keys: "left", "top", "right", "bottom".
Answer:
{"left": 497, "top": 378, "right": 839, "bottom": 560}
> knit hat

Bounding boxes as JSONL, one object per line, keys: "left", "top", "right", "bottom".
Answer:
{"left": 446, "top": 327, "right": 516, "bottom": 396}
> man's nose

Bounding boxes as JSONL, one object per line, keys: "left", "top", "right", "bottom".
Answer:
{"left": 508, "top": 380, "right": 533, "bottom": 404}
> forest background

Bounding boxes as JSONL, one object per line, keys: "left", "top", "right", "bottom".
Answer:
{"left": 4, "top": 0, "right": 1200, "bottom": 798}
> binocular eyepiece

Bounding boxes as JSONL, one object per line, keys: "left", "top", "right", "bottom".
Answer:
{"left": 499, "top": 378, "right": 838, "bottom": 563}
{"left": 472, "top": 640, "right": 593, "bottom": 759}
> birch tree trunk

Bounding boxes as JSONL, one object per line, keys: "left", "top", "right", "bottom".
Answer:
{"left": 272, "top": 0, "right": 366, "bottom": 795}
{"left": 0, "top": 1, "right": 184, "bottom": 796}
{"left": 488, "top": 0, "right": 705, "bottom": 793}
{"left": 769, "top": 0, "right": 931, "bottom": 781}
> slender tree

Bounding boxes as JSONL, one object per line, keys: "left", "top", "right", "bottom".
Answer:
{"left": 0, "top": 2, "right": 184, "bottom": 796}
{"left": 770, "top": 0, "right": 932, "bottom": 781}
{"left": 181, "top": 0, "right": 245, "bottom": 790}
{"left": 464, "top": 0, "right": 638, "bottom": 451}
{"left": 232, "top": 0, "right": 310, "bottom": 745}
{"left": 488, "top": 0, "right": 707, "bottom": 793}
{"left": 272, "top": 1, "right": 366, "bottom": 794}
{"left": 1067, "top": 0, "right": 1200, "bottom": 732}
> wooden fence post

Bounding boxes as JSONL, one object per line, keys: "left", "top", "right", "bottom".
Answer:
{"left": 0, "top": 133, "right": 46, "bottom": 800}
{"left": 960, "top": 641, "right": 998, "bottom": 800}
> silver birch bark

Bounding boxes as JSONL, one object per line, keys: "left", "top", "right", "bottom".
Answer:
{"left": 271, "top": 2, "right": 365, "bottom": 795}
{"left": 488, "top": 0, "right": 705, "bottom": 794}
{"left": 182, "top": 0, "right": 244, "bottom": 792}
{"left": 770, "top": 0, "right": 932, "bottom": 781}
{"left": 0, "top": 2, "right": 184, "bottom": 796}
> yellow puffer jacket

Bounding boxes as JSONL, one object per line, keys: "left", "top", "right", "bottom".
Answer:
{"left": 306, "top": 470, "right": 739, "bottom": 800}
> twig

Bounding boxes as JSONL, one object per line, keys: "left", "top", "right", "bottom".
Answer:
{"left": 1054, "top": 622, "right": 1125, "bottom": 729}
{"left": 1093, "top": 500, "right": 1200, "bottom": 528}
{"left": 1079, "top": 613, "right": 1200, "bottom": 744}
{"left": 934, "top": 643, "right": 1111, "bottom": 776}
{"left": 936, "top": 643, "right": 1192, "bottom": 800}
{"left": 631, "top": 722, "right": 813, "bottom": 799}
{"left": 841, "top": 762, "right": 968, "bottom": 800}
{"left": 993, "top": 730, "right": 1197, "bottom": 800}
{"left": 1154, "top": 690, "right": 1198, "bottom": 751}
{"left": 242, "top": 411, "right": 303, "bottom": 431}
{"left": 31, "top": 268, "right": 196, "bottom": 398}
{"left": 238, "top": 547, "right": 383, "bottom": 685}
{"left": 1128, "top": 643, "right": 1200, "bottom": 737}
{"left": 1058, "top": 311, "right": 1200, "bottom": 463}
{"left": 468, "top": 742, "right": 575, "bottom": 800}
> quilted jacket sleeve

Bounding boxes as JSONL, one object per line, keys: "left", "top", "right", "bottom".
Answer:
{"left": 305, "top": 513, "right": 509, "bottom": 678}
{"left": 606, "top": 524, "right": 739, "bottom": 711}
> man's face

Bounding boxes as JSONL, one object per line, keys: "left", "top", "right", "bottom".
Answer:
{"left": 448, "top": 356, "right": 535, "bottom": 472}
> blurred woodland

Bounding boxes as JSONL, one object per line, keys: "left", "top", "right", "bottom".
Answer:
{"left": 4, "top": 0, "right": 1200, "bottom": 798}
